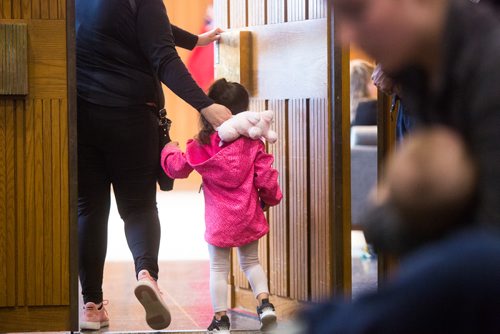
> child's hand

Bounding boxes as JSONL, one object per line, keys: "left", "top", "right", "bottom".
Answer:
{"left": 166, "top": 141, "right": 180, "bottom": 148}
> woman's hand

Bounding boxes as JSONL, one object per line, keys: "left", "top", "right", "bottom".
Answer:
{"left": 197, "top": 27, "right": 224, "bottom": 47}
{"left": 201, "top": 103, "right": 232, "bottom": 129}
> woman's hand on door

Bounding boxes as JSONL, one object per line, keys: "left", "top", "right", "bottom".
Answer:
{"left": 201, "top": 103, "right": 232, "bottom": 129}
{"left": 197, "top": 27, "right": 224, "bottom": 47}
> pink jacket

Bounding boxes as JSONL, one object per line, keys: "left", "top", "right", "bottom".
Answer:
{"left": 161, "top": 133, "right": 282, "bottom": 248}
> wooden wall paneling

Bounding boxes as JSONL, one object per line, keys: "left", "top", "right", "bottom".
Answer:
{"left": 214, "top": 0, "right": 230, "bottom": 29}
{"left": 51, "top": 99, "right": 62, "bottom": 305}
{"left": 0, "top": 100, "right": 6, "bottom": 307}
{"left": 12, "top": 1, "right": 21, "bottom": 19}
{"left": 60, "top": 97, "right": 70, "bottom": 305}
{"left": 21, "top": 0, "right": 31, "bottom": 19}
{"left": 31, "top": 0, "right": 40, "bottom": 19}
{"left": 0, "top": 24, "right": 29, "bottom": 96}
{"left": 267, "top": 0, "right": 286, "bottom": 24}
{"left": 41, "top": 0, "right": 50, "bottom": 19}
{"left": 42, "top": 99, "right": 53, "bottom": 305}
{"left": 15, "top": 100, "right": 26, "bottom": 306}
{"left": 308, "top": 0, "right": 327, "bottom": 19}
{"left": 1, "top": 0, "right": 10, "bottom": 18}
{"left": 309, "top": 98, "right": 331, "bottom": 301}
{"left": 287, "top": 0, "right": 307, "bottom": 22}
{"left": 248, "top": 0, "right": 266, "bottom": 26}
{"left": 34, "top": 98, "right": 44, "bottom": 305}
{"left": 287, "top": 99, "right": 309, "bottom": 301}
{"left": 49, "top": 0, "right": 58, "bottom": 19}
{"left": 25, "top": 99, "right": 36, "bottom": 305}
{"left": 229, "top": 0, "right": 247, "bottom": 29}
{"left": 58, "top": 0, "right": 65, "bottom": 20}
{"left": 5, "top": 100, "right": 16, "bottom": 307}
{"left": 29, "top": 20, "right": 67, "bottom": 99}
{"left": 268, "top": 100, "right": 289, "bottom": 297}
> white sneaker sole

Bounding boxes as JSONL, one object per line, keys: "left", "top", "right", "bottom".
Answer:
{"left": 134, "top": 280, "right": 171, "bottom": 330}
{"left": 260, "top": 309, "right": 278, "bottom": 332}
{"left": 80, "top": 320, "right": 109, "bottom": 331}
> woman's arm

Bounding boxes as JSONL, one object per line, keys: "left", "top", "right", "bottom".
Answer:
{"left": 254, "top": 143, "right": 283, "bottom": 206}
{"left": 171, "top": 25, "right": 199, "bottom": 50}
{"left": 161, "top": 143, "right": 194, "bottom": 179}
{"left": 136, "top": 0, "right": 212, "bottom": 111}
{"left": 172, "top": 25, "right": 223, "bottom": 50}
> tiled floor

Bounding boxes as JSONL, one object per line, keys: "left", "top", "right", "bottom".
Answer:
{"left": 81, "top": 191, "right": 377, "bottom": 332}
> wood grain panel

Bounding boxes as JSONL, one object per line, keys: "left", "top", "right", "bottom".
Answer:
{"left": 34, "top": 99, "right": 44, "bottom": 305}
{"left": 308, "top": 0, "right": 327, "bottom": 19}
{"left": 214, "top": 0, "right": 230, "bottom": 29}
{"left": 268, "top": 100, "right": 289, "bottom": 297}
{"left": 248, "top": 0, "right": 266, "bottom": 26}
{"left": 15, "top": 100, "right": 26, "bottom": 306}
{"left": 0, "top": 100, "right": 6, "bottom": 307}
{"left": 59, "top": 99, "right": 70, "bottom": 305}
{"left": 21, "top": 0, "right": 31, "bottom": 19}
{"left": 229, "top": 0, "right": 247, "bottom": 28}
{"left": 267, "top": 0, "right": 286, "bottom": 24}
{"left": 287, "top": 0, "right": 307, "bottom": 22}
{"left": 51, "top": 99, "right": 62, "bottom": 305}
{"left": 309, "top": 98, "right": 331, "bottom": 301}
{"left": 287, "top": 99, "right": 309, "bottom": 301}
{"left": 5, "top": 100, "right": 16, "bottom": 307}
{"left": 28, "top": 20, "right": 67, "bottom": 99}
{"left": 0, "top": 23, "right": 29, "bottom": 95}
{"left": 25, "top": 99, "right": 36, "bottom": 306}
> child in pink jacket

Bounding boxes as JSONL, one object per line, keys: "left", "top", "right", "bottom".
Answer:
{"left": 161, "top": 79, "right": 283, "bottom": 332}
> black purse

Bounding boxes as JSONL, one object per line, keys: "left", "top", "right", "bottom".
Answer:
{"left": 157, "top": 108, "right": 175, "bottom": 191}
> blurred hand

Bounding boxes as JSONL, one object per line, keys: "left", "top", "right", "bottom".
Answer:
{"left": 197, "top": 27, "right": 223, "bottom": 47}
{"left": 372, "top": 64, "right": 396, "bottom": 95}
{"left": 201, "top": 103, "right": 232, "bottom": 129}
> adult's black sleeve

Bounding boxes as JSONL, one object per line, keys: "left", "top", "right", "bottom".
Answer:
{"left": 136, "top": 0, "right": 213, "bottom": 111}
{"left": 172, "top": 25, "right": 199, "bottom": 50}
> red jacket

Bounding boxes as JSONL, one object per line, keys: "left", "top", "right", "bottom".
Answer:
{"left": 161, "top": 133, "right": 282, "bottom": 247}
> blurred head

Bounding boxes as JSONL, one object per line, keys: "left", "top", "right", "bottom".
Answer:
{"left": 350, "top": 60, "right": 376, "bottom": 117}
{"left": 198, "top": 78, "right": 250, "bottom": 144}
{"left": 333, "top": 0, "right": 451, "bottom": 73}
{"left": 384, "top": 127, "right": 477, "bottom": 232}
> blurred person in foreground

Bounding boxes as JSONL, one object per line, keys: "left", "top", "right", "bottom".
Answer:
{"left": 302, "top": 127, "right": 500, "bottom": 333}
{"left": 333, "top": 0, "right": 500, "bottom": 227}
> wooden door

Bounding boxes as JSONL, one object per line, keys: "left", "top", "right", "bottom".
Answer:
{"left": 214, "top": 0, "right": 351, "bottom": 317}
{"left": 0, "top": 0, "right": 78, "bottom": 331}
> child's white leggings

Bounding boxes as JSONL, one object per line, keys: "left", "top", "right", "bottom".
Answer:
{"left": 208, "top": 240, "right": 269, "bottom": 312}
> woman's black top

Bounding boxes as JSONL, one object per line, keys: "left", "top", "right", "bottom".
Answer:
{"left": 76, "top": 0, "right": 213, "bottom": 110}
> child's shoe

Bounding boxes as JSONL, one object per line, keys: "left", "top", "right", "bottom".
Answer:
{"left": 207, "top": 315, "right": 231, "bottom": 333}
{"left": 257, "top": 299, "right": 277, "bottom": 332}
{"left": 80, "top": 301, "right": 109, "bottom": 330}
{"left": 134, "top": 269, "right": 171, "bottom": 330}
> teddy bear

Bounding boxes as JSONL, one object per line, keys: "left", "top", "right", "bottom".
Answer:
{"left": 217, "top": 110, "right": 278, "bottom": 144}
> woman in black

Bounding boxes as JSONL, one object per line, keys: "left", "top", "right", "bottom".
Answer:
{"left": 75, "top": 0, "right": 231, "bottom": 330}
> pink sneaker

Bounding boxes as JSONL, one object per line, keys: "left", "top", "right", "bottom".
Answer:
{"left": 80, "top": 301, "right": 109, "bottom": 330}
{"left": 134, "top": 270, "right": 171, "bottom": 330}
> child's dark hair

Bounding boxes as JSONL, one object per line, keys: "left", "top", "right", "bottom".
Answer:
{"left": 198, "top": 78, "right": 250, "bottom": 145}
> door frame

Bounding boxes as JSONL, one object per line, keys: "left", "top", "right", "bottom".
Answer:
{"left": 66, "top": 0, "right": 79, "bottom": 330}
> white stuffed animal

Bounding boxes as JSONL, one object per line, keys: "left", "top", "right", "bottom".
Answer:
{"left": 217, "top": 110, "right": 278, "bottom": 144}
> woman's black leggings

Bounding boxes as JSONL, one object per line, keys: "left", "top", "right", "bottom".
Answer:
{"left": 77, "top": 98, "right": 161, "bottom": 304}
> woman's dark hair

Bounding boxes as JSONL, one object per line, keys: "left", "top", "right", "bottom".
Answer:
{"left": 198, "top": 78, "right": 250, "bottom": 145}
